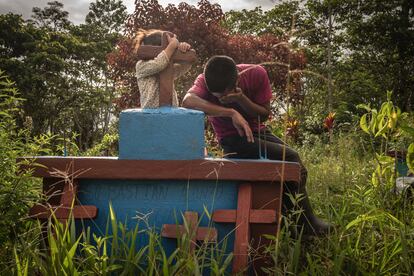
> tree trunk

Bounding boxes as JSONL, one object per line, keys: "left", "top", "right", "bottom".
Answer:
{"left": 397, "top": 0, "right": 412, "bottom": 111}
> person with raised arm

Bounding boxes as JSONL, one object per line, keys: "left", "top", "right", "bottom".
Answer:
{"left": 134, "top": 29, "right": 193, "bottom": 108}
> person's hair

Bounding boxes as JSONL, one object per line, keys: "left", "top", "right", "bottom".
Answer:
{"left": 133, "top": 29, "right": 163, "bottom": 54}
{"left": 204, "top": 55, "right": 238, "bottom": 93}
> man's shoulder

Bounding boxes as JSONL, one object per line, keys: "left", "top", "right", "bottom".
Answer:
{"left": 193, "top": 73, "right": 206, "bottom": 86}
{"left": 195, "top": 72, "right": 205, "bottom": 79}
{"left": 188, "top": 72, "right": 208, "bottom": 96}
{"left": 237, "top": 64, "right": 267, "bottom": 74}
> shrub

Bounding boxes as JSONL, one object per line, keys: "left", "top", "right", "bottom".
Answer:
{"left": 0, "top": 70, "right": 51, "bottom": 267}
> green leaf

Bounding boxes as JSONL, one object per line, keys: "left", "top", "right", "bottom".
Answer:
{"left": 108, "top": 202, "right": 119, "bottom": 259}
{"left": 49, "top": 229, "right": 58, "bottom": 256}
{"left": 384, "top": 212, "right": 404, "bottom": 226}
{"left": 221, "top": 252, "right": 233, "bottom": 272}
{"left": 400, "top": 124, "right": 414, "bottom": 137}
{"left": 375, "top": 120, "right": 388, "bottom": 137}
{"left": 370, "top": 109, "right": 378, "bottom": 133}
{"left": 62, "top": 235, "right": 81, "bottom": 268}
{"left": 376, "top": 154, "right": 394, "bottom": 165}
{"left": 14, "top": 247, "right": 24, "bottom": 276}
{"left": 161, "top": 247, "right": 169, "bottom": 276}
{"left": 203, "top": 204, "right": 211, "bottom": 220}
{"left": 371, "top": 171, "right": 380, "bottom": 187}
{"left": 386, "top": 90, "right": 393, "bottom": 101}
{"left": 356, "top": 103, "right": 371, "bottom": 112}
{"left": 360, "top": 114, "right": 370, "bottom": 134}
{"left": 345, "top": 211, "right": 400, "bottom": 230}
{"left": 407, "top": 143, "right": 414, "bottom": 173}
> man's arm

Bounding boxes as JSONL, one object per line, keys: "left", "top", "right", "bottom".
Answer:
{"left": 219, "top": 88, "right": 270, "bottom": 121}
{"left": 182, "top": 92, "right": 254, "bottom": 142}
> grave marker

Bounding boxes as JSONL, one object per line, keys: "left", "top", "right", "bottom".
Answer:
{"left": 136, "top": 31, "right": 197, "bottom": 106}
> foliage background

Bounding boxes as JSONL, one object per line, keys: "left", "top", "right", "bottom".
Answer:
{"left": 0, "top": 0, "right": 413, "bottom": 274}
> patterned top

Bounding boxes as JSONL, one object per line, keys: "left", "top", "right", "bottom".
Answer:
{"left": 135, "top": 50, "right": 191, "bottom": 108}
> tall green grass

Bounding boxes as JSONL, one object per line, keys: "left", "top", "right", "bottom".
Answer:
{"left": 6, "top": 204, "right": 233, "bottom": 276}
{"left": 3, "top": 132, "right": 414, "bottom": 275}
{"left": 262, "top": 133, "right": 413, "bottom": 275}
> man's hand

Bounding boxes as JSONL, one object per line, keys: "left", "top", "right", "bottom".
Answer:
{"left": 231, "top": 110, "right": 254, "bottom": 143}
{"left": 182, "top": 93, "right": 254, "bottom": 143}
{"left": 218, "top": 87, "right": 244, "bottom": 104}
{"left": 178, "top": 42, "right": 191, "bottom": 52}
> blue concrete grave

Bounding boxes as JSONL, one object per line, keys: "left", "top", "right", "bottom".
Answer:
{"left": 119, "top": 107, "right": 205, "bottom": 160}
{"left": 26, "top": 105, "right": 295, "bottom": 273}
{"left": 78, "top": 107, "right": 236, "bottom": 255}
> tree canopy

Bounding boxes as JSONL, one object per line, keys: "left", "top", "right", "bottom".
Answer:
{"left": 0, "top": 0, "right": 127, "bottom": 150}
{"left": 0, "top": 0, "right": 412, "bottom": 147}
{"left": 108, "top": 0, "right": 306, "bottom": 109}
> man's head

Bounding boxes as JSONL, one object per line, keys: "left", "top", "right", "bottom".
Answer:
{"left": 204, "top": 55, "right": 238, "bottom": 96}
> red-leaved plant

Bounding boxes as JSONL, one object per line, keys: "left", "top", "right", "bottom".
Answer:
{"left": 107, "top": 0, "right": 306, "bottom": 110}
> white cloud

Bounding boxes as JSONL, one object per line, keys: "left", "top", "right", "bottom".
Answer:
{"left": 0, "top": 0, "right": 277, "bottom": 25}
{"left": 0, "top": 0, "right": 90, "bottom": 23}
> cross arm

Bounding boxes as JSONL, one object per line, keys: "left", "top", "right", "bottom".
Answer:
{"left": 212, "top": 209, "right": 278, "bottom": 224}
{"left": 137, "top": 45, "right": 197, "bottom": 63}
{"left": 161, "top": 224, "right": 217, "bottom": 241}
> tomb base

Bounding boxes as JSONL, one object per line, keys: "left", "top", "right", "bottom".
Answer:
{"left": 119, "top": 107, "right": 205, "bottom": 160}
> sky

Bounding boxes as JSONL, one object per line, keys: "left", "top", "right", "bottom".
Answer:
{"left": 0, "top": 0, "right": 277, "bottom": 25}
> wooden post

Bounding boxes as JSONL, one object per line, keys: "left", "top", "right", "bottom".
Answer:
{"left": 212, "top": 183, "right": 279, "bottom": 274}
{"left": 29, "top": 178, "right": 97, "bottom": 222}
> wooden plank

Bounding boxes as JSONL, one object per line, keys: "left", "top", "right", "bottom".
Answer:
{"left": 184, "top": 211, "right": 198, "bottom": 251}
{"left": 212, "top": 210, "right": 236, "bottom": 223}
{"left": 161, "top": 224, "right": 185, "bottom": 238}
{"left": 43, "top": 178, "right": 65, "bottom": 205}
{"left": 136, "top": 31, "right": 196, "bottom": 63}
{"left": 213, "top": 209, "right": 278, "bottom": 224}
{"left": 137, "top": 46, "right": 197, "bottom": 63}
{"left": 29, "top": 205, "right": 98, "bottom": 219}
{"left": 18, "top": 157, "right": 301, "bottom": 182}
{"left": 161, "top": 211, "right": 217, "bottom": 252}
{"left": 233, "top": 183, "right": 252, "bottom": 274}
{"left": 159, "top": 62, "right": 174, "bottom": 106}
{"left": 60, "top": 180, "right": 78, "bottom": 207}
{"left": 137, "top": 32, "right": 197, "bottom": 107}
{"left": 212, "top": 182, "right": 283, "bottom": 273}
{"left": 249, "top": 209, "right": 277, "bottom": 224}
{"left": 196, "top": 227, "right": 217, "bottom": 242}
{"left": 250, "top": 182, "right": 283, "bottom": 272}
{"left": 161, "top": 224, "right": 217, "bottom": 242}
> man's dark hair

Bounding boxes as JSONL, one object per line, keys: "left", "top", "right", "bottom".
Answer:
{"left": 204, "top": 55, "right": 238, "bottom": 93}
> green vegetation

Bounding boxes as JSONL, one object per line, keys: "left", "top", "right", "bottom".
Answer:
{"left": 297, "top": 136, "right": 414, "bottom": 275}
{"left": 2, "top": 130, "right": 413, "bottom": 274}
{"left": 0, "top": 0, "right": 413, "bottom": 274}
{"left": 0, "top": 70, "right": 48, "bottom": 260}
{"left": 7, "top": 204, "right": 233, "bottom": 275}
{"left": 0, "top": 0, "right": 126, "bottom": 151}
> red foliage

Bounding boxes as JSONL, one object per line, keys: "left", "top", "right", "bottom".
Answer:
{"left": 323, "top": 112, "right": 335, "bottom": 130}
{"left": 107, "top": 0, "right": 306, "bottom": 109}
